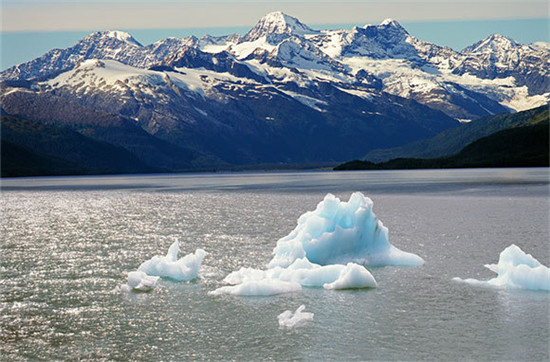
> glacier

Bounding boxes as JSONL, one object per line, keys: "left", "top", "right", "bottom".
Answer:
{"left": 453, "top": 244, "right": 550, "bottom": 291}
{"left": 210, "top": 192, "right": 420, "bottom": 296}
{"left": 138, "top": 240, "right": 206, "bottom": 281}
{"left": 278, "top": 305, "right": 314, "bottom": 329}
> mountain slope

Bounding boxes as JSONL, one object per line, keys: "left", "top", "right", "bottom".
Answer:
{"left": 1, "top": 57, "right": 459, "bottom": 167}
{"left": 364, "top": 104, "right": 549, "bottom": 162}
{"left": 0, "top": 89, "right": 201, "bottom": 170}
{"left": 1, "top": 114, "right": 159, "bottom": 176}
{"left": 336, "top": 123, "right": 549, "bottom": 170}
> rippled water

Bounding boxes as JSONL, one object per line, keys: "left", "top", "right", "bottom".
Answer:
{"left": 1, "top": 168, "right": 549, "bottom": 360}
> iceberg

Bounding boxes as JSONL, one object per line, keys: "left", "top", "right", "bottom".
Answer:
{"left": 269, "top": 192, "right": 424, "bottom": 268}
{"left": 138, "top": 240, "right": 206, "bottom": 282}
{"left": 207, "top": 280, "right": 302, "bottom": 296}
{"left": 454, "top": 244, "right": 550, "bottom": 291}
{"left": 127, "top": 271, "right": 160, "bottom": 292}
{"left": 278, "top": 305, "right": 314, "bottom": 329}
{"left": 114, "top": 270, "right": 160, "bottom": 293}
{"left": 209, "top": 193, "right": 423, "bottom": 296}
{"left": 220, "top": 258, "right": 377, "bottom": 291}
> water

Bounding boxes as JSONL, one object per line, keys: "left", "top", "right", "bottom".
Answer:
{"left": 1, "top": 168, "right": 549, "bottom": 360}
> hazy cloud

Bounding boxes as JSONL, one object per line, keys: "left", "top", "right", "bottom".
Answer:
{"left": 2, "top": 1, "right": 548, "bottom": 32}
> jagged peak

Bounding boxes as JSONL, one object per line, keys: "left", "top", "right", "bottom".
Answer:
{"left": 244, "top": 11, "right": 317, "bottom": 42}
{"left": 380, "top": 18, "right": 401, "bottom": 27}
{"left": 360, "top": 18, "right": 408, "bottom": 35}
{"left": 86, "top": 30, "right": 143, "bottom": 47}
{"left": 462, "top": 33, "right": 522, "bottom": 53}
{"left": 152, "top": 35, "right": 198, "bottom": 47}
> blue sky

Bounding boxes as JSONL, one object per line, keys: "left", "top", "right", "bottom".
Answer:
{"left": 1, "top": 1, "right": 548, "bottom": 69}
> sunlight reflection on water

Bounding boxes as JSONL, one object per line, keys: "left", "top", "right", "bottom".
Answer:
{"left": 1, "top": 169, "right": 549, "bottom": 360}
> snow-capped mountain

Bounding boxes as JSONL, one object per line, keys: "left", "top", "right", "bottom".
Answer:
{"left": 1, "top": 12, "right": 548, "bottom": 170}
{"left": 244, "top": 11, "right": 318, "bottom": 42}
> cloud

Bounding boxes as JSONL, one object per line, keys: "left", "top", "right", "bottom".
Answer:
{"left": 2, "top": 1, "right": 547, "bottom": 32}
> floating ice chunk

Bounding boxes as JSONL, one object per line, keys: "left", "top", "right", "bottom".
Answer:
{"left": 138, "top": 241, "right": 206, "bottom": 282}
{"left": 268, "top": 192, "right": 424, "bottom": 268}
{"left": 114, "top": 270, "right": 159, "bottom": 293}
{"left": 323, "top": 263, "right": 378, "bottom": 290}
{"left": 127, "top": 271, "right": 160, "bottom": 292}
{"left": 278, "top": 305, "right": 314, "bottom": 329}
{"left": 218, "top": 258, "right": 376, "bottom": 292}
{"left": 209, "top": 193, "right": 422, "bottom": 297}
{"left": 454, "top": 244, "right": 550, "bottom": 291}
{"left": 208, "top": 279, "right": 302, "bottom": 296}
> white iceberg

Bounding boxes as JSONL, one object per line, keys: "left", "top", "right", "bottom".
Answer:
{"left": 138, "top": 240, "right": 206, "bottom": 282}
{"left": 210, "top": 192, "right": 423, "bottom": 297}
{"left": 454, "top": 244, "right": 550, "bottom": 291}
{"left": 207, "top": 280, "right": 302, "bottom": 296}
{"left": 127, "top": 270, "right": 160, "bottom": 292}
{"left": 268, "top": 192, "right": 424, "bottom": 268}
{"left": 114, "top": 270, "right": 160, "bottom": 293}
{"left": 278, "top": 305, "right": 314, "bottom": 329}
{"left": 220, "top": 258, "right": 377, "bottom": 291}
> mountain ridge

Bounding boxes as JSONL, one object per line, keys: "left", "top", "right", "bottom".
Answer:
{"left": 1, "top": 12, "right": 549, "bottom": 173}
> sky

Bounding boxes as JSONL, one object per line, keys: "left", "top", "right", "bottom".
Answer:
{"left": 1, "top": 0, "right": 549, "bottom": 69}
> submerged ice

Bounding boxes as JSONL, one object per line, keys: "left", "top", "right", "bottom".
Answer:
{"left": 138, "top": 240, "right": 206, "bottom": 281}
{"left": 210, "top": 192, "right": 420, "bottom": 296}
{"left": 454, "top": 244, "right": 550, "bottom": 291}
{"left": 278, "top": 305, "right": 314, "bottom": 329}
{"left": 269, "top": 192, "right": 424, "bottom": 268}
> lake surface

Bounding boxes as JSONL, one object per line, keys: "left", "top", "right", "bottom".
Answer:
{"left": 1, "top": 168, "right": 549, "bottom": 360}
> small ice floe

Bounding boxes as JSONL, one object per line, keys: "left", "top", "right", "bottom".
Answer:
{"left": 208, "top": 280, "right": 302, "bottom": 296}
{"left": 115, "top": 240, "right": 206, "bottom": 293}
{"left": 453, "top": 244, "right": 550, "bottom": 291}
{"left": 127, "top": 271, "right": 160, "bottom": 292}
{"left": 113, "top": 271, "right": 160, "bottom": 293}
{"left": 212, "top": 258, "right": 377, "bottom": 296}
{"left": 278, "top": 305, "right": 314, "bottom": 329}
{"left": 138, "top": 240, "right": 206, "bottom": 282}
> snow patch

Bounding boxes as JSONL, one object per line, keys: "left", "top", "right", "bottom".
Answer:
{"left": 104, "top": 31, "right": 141, "bottom": 46}
{"left": 229, "top": 36, "right": 277, "bottom": 60}
{"left": 280, "top": 90, "right": 328, "bottom": 112}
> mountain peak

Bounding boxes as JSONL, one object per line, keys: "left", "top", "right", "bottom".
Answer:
{"left": 244, "top": 12, "right": 316, "bottom": 42}
{"left": 380, "top": 18, "right": 401, "bottom": 27}
{"left": 463, "top": 33, "right": 522, "bottom": 53}
{"left": 89, "top": 30, "right": 143, "bottom": 47}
